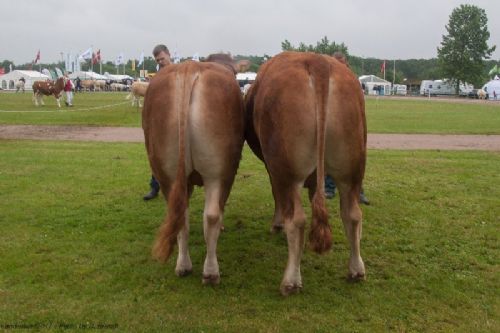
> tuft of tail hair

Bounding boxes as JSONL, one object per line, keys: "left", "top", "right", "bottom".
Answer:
{"left": 151, "top": 172, "right": 188, "bottom": 262}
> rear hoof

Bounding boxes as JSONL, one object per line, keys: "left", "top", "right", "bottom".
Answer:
{"left": 347, "top": 272, "right": 366, "bottom": 282}
{"left": 202, "top": 274, "right": 220, "bottom": 285}
{"left": 270, "top": 223, "right": 283, "bottom": 234}
{"left": 175, "top": 268, "right": 192, "bottom": 277}
{"left": 280, "top": 283, "right": 302, "bottom": 296}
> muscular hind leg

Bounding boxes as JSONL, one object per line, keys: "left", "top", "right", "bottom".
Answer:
{"left": 338, "top": 183, "right": 365, "bottom": 280}
{"left": 201, "top": 180, "right": 229, "bottom": 285}
{"left": 276, "top": 183, "right": 306, "bottom": 296}
{"left": 175, "top": 207, "right": 192, "bottom": 277}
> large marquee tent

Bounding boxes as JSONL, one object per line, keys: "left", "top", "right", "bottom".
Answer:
{"left": 359, "top": 75, "right": 391, "bottom": 95}
{"left": 0, "top": 70, "right": 51, "bottom": 91}
{"left": 482, "top": 76, "right": 500, "bottom": 100}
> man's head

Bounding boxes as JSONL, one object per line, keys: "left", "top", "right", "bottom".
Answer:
{"left": 153, "top": 44, "right": 171, "bottom": 69}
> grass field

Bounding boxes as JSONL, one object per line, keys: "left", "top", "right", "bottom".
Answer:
{"left": 0, "top": 141, "right": 498, "bottom": 332}
{"left": 1, "top": 92, "right": 500, "bottom": 134}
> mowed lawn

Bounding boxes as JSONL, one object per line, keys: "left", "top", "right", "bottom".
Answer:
{"left": 1, "top": 92, "right": 500, "bottom": 134}
{"left": 0, "top": 141, "right": 498, "bottom": 332}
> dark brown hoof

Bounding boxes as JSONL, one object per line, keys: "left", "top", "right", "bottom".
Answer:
{"left": 175, "top": 268, "right": 192, "bottom": 277}
{"left": 347, "top": 272, "right": 366, "bottom": 282}
{"left": 202, "top": 274, "right": 220, "bottom": 285}
{"left": 270, "top": 223, "right": 283, "bottom": 234}
{"left": 280, "top": 283, "right": 302, "bottom": 296}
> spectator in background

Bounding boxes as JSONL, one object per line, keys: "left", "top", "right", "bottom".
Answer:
{"left": 143, "top": 44, "right": 172, "bottom": 201}
{"left": 63, "top": 73, "right": 74, "bottom": 107}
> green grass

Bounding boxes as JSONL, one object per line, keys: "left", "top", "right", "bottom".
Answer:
{"left": 1, "top": 92, "right": 500, "bottom": 134}
{"left": 0, "top": 92, "right": 141, "bottom": 127}
{"left": 366, "top": 97, "right": 500, "bottom": 134}
{"left": 0, "top": 141, "right": 498, "bottom": 332}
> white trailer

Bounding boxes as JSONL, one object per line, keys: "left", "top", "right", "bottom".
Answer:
{"left": 420, "top": 79, "right": 473, "bottom": 96}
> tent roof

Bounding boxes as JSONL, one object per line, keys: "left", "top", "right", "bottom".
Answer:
{"left": 68, "top": 71, "right": 107, "bottom": 80}
{"left": 359, "top": 75, "right": 390, "bottom": 84}
{"left": 105, "top": 74, "right": 133, "bottom": 81}
{"left": 0, "top": 70, "right": 51, "bottom": 79}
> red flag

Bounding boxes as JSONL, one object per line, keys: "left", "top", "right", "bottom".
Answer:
{"left": 96, "top": 49, "right": 101, "bottom": 62}
{"left": 0, "top": 67, "right": 5, "bottom": 75}
{"left": 380, "top": 60, "right": 386, "bottom": 73}
{"left": 34, "top": 50, "right": 40, "bottom": 64}
{"left": 92, "top": 52, "right": 97, "bottom": 65}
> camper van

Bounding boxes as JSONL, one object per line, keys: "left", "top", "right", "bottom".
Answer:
{"left": 420, "top": 79, "right": 473, "bottom": 96}
{"left": 392, "top": 84, "right": 407, "bottom": 96}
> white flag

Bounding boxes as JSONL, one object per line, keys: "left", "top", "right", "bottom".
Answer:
{"left": 173, "top": 49, "right": 181, "bottom": 64}
{"left": 115, "top": 52, "right": 124, "bottom": 65}
{"left": 78, "top": 47, "right": 93, "bottom": 62}
{"left": 137, "top": 51, "right": 144, "bottom": 67}
{"left": 55, "top": 67, "right": 63, "bottom": 78}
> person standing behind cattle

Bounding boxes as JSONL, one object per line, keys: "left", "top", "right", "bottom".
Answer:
{"left": 143, "top": 44, "right": 172, "bottom": 200}
{"left": 63, "top": 73, "right": 74, "bottom": 107}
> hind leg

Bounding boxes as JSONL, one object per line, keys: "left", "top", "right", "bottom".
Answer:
{"left": 338, "top": 182, "right": 365, "bottom": 280}
{"left": 201, "top": 179, "right": 228, "bottom": 285}
{"left": 175, "top": 209, "right": 192, "bottom": 277}
{"left": 175, "top": 184, "right": 194, "bottom": 276}
{"left": 274, "top": 181, "right": 306, "bottom": 296}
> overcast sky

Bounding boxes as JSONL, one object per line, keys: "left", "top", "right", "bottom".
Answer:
{"left": 2, "top": 0, "right": 500, "bottom": 64}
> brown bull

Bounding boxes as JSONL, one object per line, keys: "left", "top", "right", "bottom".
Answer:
{"left": 245, "top": 51, "right": 367, "bottom": 295}
{"left": 32, "top": 77, "right": 66, "bottom": 107}
{"left": 143, "top": 55, "right": 245, "bottom": 284}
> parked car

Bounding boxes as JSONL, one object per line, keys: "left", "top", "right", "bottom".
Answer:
{"left": 467, "top": 89, "right": 479, "bottom": 99}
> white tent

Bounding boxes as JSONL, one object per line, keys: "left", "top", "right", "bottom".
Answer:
{"left": 359, "top": 75, "right": 391, "bottom": 96}
{"left": 0, "top": 70, "right": 51, "bottom": 91}
{"left": 236, "top": 72, "right": 257, "bottom": 82}
{"left": 104, "top": 73, "right": 134, "bottom": 82}
{"left": 482, "top": 76, "right": 500, "bottom": 100}
{"left": 68, "top": 71, "right": 107, "bottom": 81}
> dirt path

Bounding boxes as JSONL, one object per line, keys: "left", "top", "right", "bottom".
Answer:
{"left": 1, "top": 124, "right": 500, "bottom": 151}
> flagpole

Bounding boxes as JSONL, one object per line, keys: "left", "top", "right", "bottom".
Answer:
{"left": 393, "top": 59, "right": 396, "bottom": 86}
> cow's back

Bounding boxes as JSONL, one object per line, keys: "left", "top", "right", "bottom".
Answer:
{"left": 246, "top": 52, "right": 366, "bottom": 181}
{"left": 143, "top": 60, "right": 244, "bottom": 191}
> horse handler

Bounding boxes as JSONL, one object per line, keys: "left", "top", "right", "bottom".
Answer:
{"left": 63, "top": 73, "right": 74, "bottom": 107}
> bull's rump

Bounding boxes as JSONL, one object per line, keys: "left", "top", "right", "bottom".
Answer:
{"left": 143, "top": 62, "right": 244, "bottom": 186}
{"left": 249, "top": 52, "right": 366, "bottom": 181}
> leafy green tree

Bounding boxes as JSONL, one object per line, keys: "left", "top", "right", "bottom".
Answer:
{"left": 437, "top": 4, "right": 496, "bottom": 92}
{"left": 281, "top": 36, "right": 349, "bottom": 58}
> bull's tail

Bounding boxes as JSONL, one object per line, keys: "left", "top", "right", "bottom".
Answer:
{"left": 152, "top": 66, "right": 199, "bottom": 262}
{"left": 308, "top": 58, "right": 332, "bottom": 254}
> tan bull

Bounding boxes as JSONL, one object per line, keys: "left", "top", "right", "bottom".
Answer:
{"left": 143, "top": 56, "right": 245, "bottom": 285}
{"left": 245, "top": 51, "right": 367, "bottom": 295}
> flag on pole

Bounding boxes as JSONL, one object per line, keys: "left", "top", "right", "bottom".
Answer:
{"left": 34, "top": 50, "right": 41, "bottom": 64}
{"left": 0, "top": 68, "right": 5, "bottom": 75}
{"left": 96, "top": 49, "right": 101, "bottom": 63}
{"left": 78, "top": 47, "right": 93, "bottom": 62}
{"left": 115, "top": 52, "right": 124, "bottom": 65}
{"left": 380, "top": 60, "right": 386, "bottom": 74}
{"left": 172, "top": 49, "right": 181, "bottom": 64}
{"left": 55, "top": 67, "right": 63, "bottom": 78}
{"left": 92, "top": 52, "right": 97, "bottom": 65}
{"left": 137, "top": 51, "right": 144, "bottom": 67}
{"left": 489, "top": 65, "right": 498, "bottom": 76}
